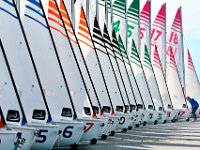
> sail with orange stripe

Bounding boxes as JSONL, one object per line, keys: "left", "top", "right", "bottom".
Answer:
{"left": 75, "top": 2, "right": 116, "bottom": 116}
{"left": 47, "top": 0, "right": 96, "bottom": 118}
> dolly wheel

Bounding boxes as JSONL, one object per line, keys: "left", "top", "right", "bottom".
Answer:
{"left": 154, "top": 120, "right": 158, "bottom": 125}
{"left": 91, "top": 138, "right": 97, "bottom": 145}
{"left": 109, "top": 131, "right": 115, "bottom": 136}
{"left": 186, "top": 118, "right": 190, "bottom": 122}
{"left": 70, "top": 143, "right": 78, "bottom": 149}
{"left": 171, "top": 119, "right": 176, "bottom": 123}
{"left": 101, "top": 134, "right": 107, "bottom": 140}
{"left": 128, "top": 126, "right": 133, "bottom": 130}
{"left": 122, "top": 128, "right": 127, "bottom": 132}
{"left": 135, "top": 124, "right": 140, "bottom": 128}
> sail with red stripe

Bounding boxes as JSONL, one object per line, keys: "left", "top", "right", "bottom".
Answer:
{"left": 166, "top": 7, "right": 185, "bottom": 91}
{"left": 186, "top": 50, "right": 200, "bottom": 105}
{"left": 151, "top": 4, "right": 166, "bottom": 74}
{"left": 140, "top": 0, "right": 151, "bottom": 55}
{"left": 166, "top": 47, "right": 187, "bottom": 109}
{"left": 152, "top": 45, "right": 173, "bottom": 111}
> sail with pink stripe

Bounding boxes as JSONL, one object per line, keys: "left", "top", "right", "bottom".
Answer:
{"left": 151, "top": 3, "right": 166, "bottom": 74}
{"left": 186, "top": 50, "right": 200, "bottom": 106}
{"left": 166, "top": 47, "right": 187, "bottom": 110}
{"left": 152, "top": 45, "right": 173, "bottom": 112}
{"left": 166, "top": 7, "right": 185, "bottom": 90}
{"left": 140, "top": 0, "right": 151, "bottom": 55}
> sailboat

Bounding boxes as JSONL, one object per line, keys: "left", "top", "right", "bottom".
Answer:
{"left": 55, "top": 0, "right": 111, "bottom": 143}
{"left": 186, "top": 50, "right": 200, "bottom": 117}
{"left": 48, "top": 2, "right": 111, "bottom": 145}
{"left": 0, "top": 37, "right": 36, "bottom": 150}
{"left": 112, "top": 0, "right": 146, "bottom": 128}
{"left": 0, "top": 107, "right": 17, "bottom": 150}
{"left": 48, "top": 0, "right": 107, "bottom": 144}
{"left": 151, "top": 4, "right": 177, "bottom": 122}
{"left": 166, "top": 7, "right": 190, "bottom": 121}
{"left": 0, "top": 1, "right": 60, "bottom": 149}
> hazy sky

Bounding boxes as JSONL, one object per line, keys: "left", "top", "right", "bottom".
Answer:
{"left": 140, "top": 0, "right": 200, "bottom": 80}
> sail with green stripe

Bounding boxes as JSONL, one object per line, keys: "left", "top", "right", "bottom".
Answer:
{"left": 142, "top": 45, "right": 164, "bottom": 112}
{"left": 129, "top": 40, "right": 155, "bottom": 111}
{"left": 112, "top": 0, "right": 127, "bottom": 48}
{"left": 127, "top": 0, "right": 140, "bottom": 57}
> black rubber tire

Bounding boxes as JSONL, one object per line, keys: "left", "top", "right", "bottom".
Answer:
{"left": 135, "top": 124, "right": 140, "bottom": 128}
{"left": 171, "top": 119, "right": 176, "bottom": 123}
{"left": 154, "top": 120, "right": 158, "bottom": 125}
{"left": 109, "top": 131, "right": 115, "bottom": 136}
{"left": 101, "top": 134, "right": 107, "bottom": 140}
{"left": 70, "top": 143, "right": 78, "bottom": 149}
{"left": 91, "top": 138, "right": 97, "bottom": 145}
{"left": 122, "top": 128, "right": 127, "bottom": 132}
{"left": 163, "top": 120, "right": 167, "bottom": 124}
{"left": 143, "top": 121, "right": 147, "bottom": 126}
{"left": 128, "top": 126, "right": 133, "bottom": 130}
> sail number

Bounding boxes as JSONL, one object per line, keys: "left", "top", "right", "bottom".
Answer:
{"left": 63, "top": 126, "right": 73, "bottom": 138}
{"left": 151, "top": 28, "right": 162, "bottom": 41}
{"left": 113, "top": 21, "right": 135, "bottom": 37}
{"left": 84, "top": 122, "right": 94, "bottom": 133}
{"left": 36, "top": 129, "right": 48, "bottom": 143}
{"left": 169, "top": 32, "right": 178, "bottom": 44}
{"left": 140, "top": 27, "right": 146, "bottom": 39}
{"left": 166, "top": 45, "right": 177, "bottom": 58}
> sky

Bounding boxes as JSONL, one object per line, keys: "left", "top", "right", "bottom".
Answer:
{"left": 140, "top": 0, "right": 200, "bottom": 80}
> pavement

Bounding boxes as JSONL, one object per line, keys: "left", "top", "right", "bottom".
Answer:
{"left": 55, "top": 120, "right": 200, "bottom": 150}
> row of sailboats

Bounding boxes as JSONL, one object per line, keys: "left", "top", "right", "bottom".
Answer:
{"left": 0, "top": 0, "right": 199, "bottom": 149}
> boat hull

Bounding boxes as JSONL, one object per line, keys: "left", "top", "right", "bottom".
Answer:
{"left": 53, "top": 120, "right": 84, "bottom": 147}
{"left": 29, "top": 123, "right": 59, "bottom": 150}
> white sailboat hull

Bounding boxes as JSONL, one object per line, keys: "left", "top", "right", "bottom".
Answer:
{"left": 116, "top": 114, "right": 132, "bottom": 131}
{"left": 141, "top": 110, "right": 158, "bottom": 124}
{"left": 176, "top": 109, "right": 190, "bottom": 121}
{"left": 53, "top": 120, "right": 84, "bottom": 147}
{"left": 165, "top": 109, "right": 178, "bottom": 122}
{"left": 29, "top": 123, "right": 59, "bottom": 150}
{"left": 9, "top": 125, "right": 36, "bottom": 150}
{"left": 0, "top": 128, "right": 16, "bottom": 150}
{"left": 79, "top": 118, "right": 104, "bottom": 142}
{"left": 157, "top": 111, "right": 167, "bottom": 124}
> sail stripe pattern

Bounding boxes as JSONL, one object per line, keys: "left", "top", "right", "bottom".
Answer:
{"left": 140, "top": 1, "right": 150, "bottom": 24}
{"left": 48, "top": 0, "right": 67, "bottom": 38}
{"left": 77, "top": 7, "right": 94, "bottom": 49}
{"left": 0, "top": 0, "right": 17, "bottom": 19}
{"left": 117, "top": 36, "right": 129, "bottom": 64}
{"left": 143, "top": 45, "right": 152, "bottom": 70}
{"left": 151, "top": 4, "right": 166, "bottom": 72}
{"left": 127, "top": 1, "right": 139, "bottom": 22}
{"left": 25, "top": 0, "right": 47, "bottom": 28}
{"left": 130, "top": 40, "right": 141, "bottom": 68}
{"left": 60, "top": 0, "right": 77, "bottom": 44}
{"left": 153, "top": 45, "right": 162, "bottom": 69}
{"left": 169, "top": 48, "right": 177, "bottom": 70}
{"left": 112, "top": 0, "right": 126, "bottom": 18}
{"left": 188, "top": 50, "right": 195, "bottom": 71}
